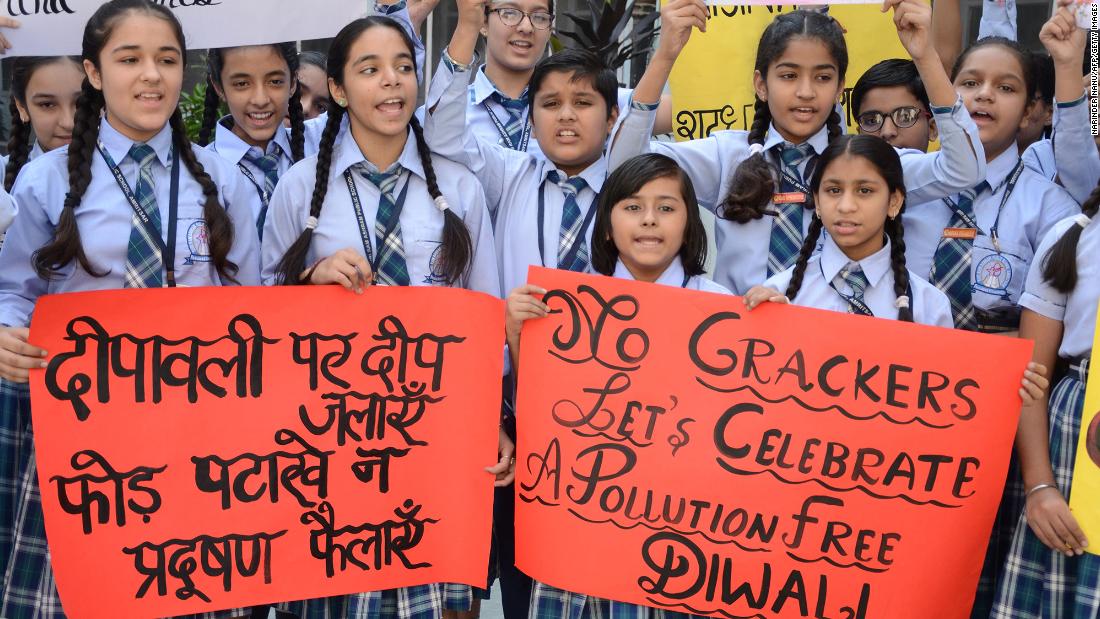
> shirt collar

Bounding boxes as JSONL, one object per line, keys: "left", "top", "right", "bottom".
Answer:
{"left": 29, "top": 141, "right": 44, "bottom": 160}
{"left": 215, "top": 116, "right": 292, "bottom": 164}
{"left": 612, "top": 257, "right": 688, "bottom": 288}
{"left": 99, "top": 116, "right": 173, "bottom": 168}
{"left": 820, "top": 233, "right": 893, "bottom": 288}
{"left": 472, "top": 65, "right": 528, "bottom": 105}
{"left": 985, "top": 143, "right": 1021, "bottom": 192}
{"left": 763, "top": 122, "right": 830, "bottom": 157}
{"left": 332, "top": 126, "right": 426, "bottom": 181}
{"left": 540, "top": 155, "right": 609, "bottom": 194}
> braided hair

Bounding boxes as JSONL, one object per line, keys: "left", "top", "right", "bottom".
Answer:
{"left": 1041, "top": 182, "right": 1098, "bottom": 294}
{"left": 198, "top": 42, "right": 305, "bottom": 162}
{"left": 32, "top": 0, "right": 238, "bottom": 283}
{"left": 720, "top": 10, "right": 847, "bottom": 224}
{"left": 784, "top": 134, "right": 913, "bottom": 322}
{"left": 274, "top": 17, "right": 473, "bottom": 286}
{"left": 5, "top": 56, "right": 82, "bottom": 192}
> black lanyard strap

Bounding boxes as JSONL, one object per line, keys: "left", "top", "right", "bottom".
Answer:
{"left": 236, "top": 163, "right": 269, "bottom": 207}
{"left": 941, "top": 159, "right": 1024, "bottom": 247}
{"left": 97, "top": 142, "right": 180, "bottom": 287}
{"left": 343, "top": 168, "right": 412, "bottom": 272}
{"left": 482, "top": 101, "right": 532, "bottom": 152}
{"left": 536, "top": 177, "right": 599, "bottom": 269}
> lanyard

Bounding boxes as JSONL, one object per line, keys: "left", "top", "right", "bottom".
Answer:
{"left": 536, "top": 177, "right": 599, "bottom": 269}
{"left": 236, "top": 162, "right": 269, "bottom": 207}
{"left": 343, "top": 168, "right": 411, "bottom": 271}
{"left": 819, "top": 258, "right": 915, "bottom": 318}
{"left": 97, "top": 142, "right": 180, "bottom": 288}
{"left": 942, "top": 159, "right": 1024, "bottom": 252}
{"left": 483, "top": 100, "right": 532, "bottom": 152}
{"left": 771, "top": 148, "right": 815, "bottom": 197}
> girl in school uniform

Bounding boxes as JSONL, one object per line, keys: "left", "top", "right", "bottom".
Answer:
{"left": 505, "top": 153, "right": 724, "bottom": 619}
{"left": 197, "top": 42, "right": 306, "bottom": 240}
{"left": 990, "top": 191, "right": 1099, "bottom": 617}
{"left": 260, "top": 15, "right": 507, "bottom": 619}
{"left": 610, "top": 0, "right": 985, "bottom": 297}
{"left": 0, "top": 1, "right": 260, "bottom": 616}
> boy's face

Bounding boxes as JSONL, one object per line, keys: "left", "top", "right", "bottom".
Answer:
{"left": 856, "top": 85, "right": 935, "bottom": 152}
{"left": 531, "top": 70, "right": 618, "bottom": 175}
{"left": 483, "top": 0, "right": 553, "bottom": 74}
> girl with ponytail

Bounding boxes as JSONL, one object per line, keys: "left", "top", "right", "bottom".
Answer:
{"left": 610, "top": 0, "right": 985, "bottom": 296}
{"left": 0, "top": 2, "right": 260, "bottom": 614}
{"left": 259, "top": 17, "right": 503, "bottom": 618}
{"left": 197, "top": 42, "right": 306, "bottom": 239}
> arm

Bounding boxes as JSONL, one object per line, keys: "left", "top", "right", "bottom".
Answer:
{"left": 931, "top": 0, "right": 962, "bottom": 76}
{"left": 978, "top": 0, "right": 1017, "bottom": 41}
{"left": 0, "top": 171, "right": 52, "bottom": 329}
{"left": 1042, "top": 2, "right": 1098, "bottom": 204}
{"left": 376, "top": 0, "right": 428, "bottom": 82}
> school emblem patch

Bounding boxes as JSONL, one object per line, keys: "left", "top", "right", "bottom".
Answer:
{"left": 423, "top": 242, "right": 448, "bottom": 285}
{"left": 185, "top": 220, "right": 212, "bottom": 264}
{"left": 974, "top": 253, "right": 1011, "bottom": 294}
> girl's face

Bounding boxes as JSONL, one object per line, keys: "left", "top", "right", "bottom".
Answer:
{"left": 482, "top": 0, "right": 553, "bottom": 74}
{"left": 330, "top": 27, "right": 418, "bottom": 145}
{"left": 754, "top": 37, "right": 844, "bottom": 144}
{"left": 815, "top": 153, "right": 903, "bottom": 261}
{"left": 298, "top": 63, "right": 330, "bottom": 120}
{"left": 14, "top": 59, "right": 84, "bottom": 152}
{"left": 85, "top": 12, "right": 184, "bottom": 143}
{"left": 609, "top": 175, "right": 688, "bottom": 282}
{"left": 953, "top": 45, "right": 1033, "bottom": 161}
{"left": 214, "top": 46, "right": 295, "bottom": 149}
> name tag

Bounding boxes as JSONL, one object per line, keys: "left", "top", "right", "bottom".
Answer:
{"left": 773, "top": 192, "right": 807, "bottom": 204}
{"left": 942, "top": 227, "right": 977, "bottom": 240}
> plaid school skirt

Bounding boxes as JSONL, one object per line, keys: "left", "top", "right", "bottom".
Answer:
{"left": 992, "top": 366, "right": 1100, "bottom": 618}
{"left": 272, "top": 584, "right": 471, "bottom": 619}
{"left": 971, "top": 453, "right": 1025, "bottom": 618}
{"left": 1, "top": 379, "right": 33, "bottom": 580}
{"left": 530, "top": 581, "right": 704, "bottom": 619}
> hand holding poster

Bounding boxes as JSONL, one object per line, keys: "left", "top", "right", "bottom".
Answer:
{"left": 29, "top": 286, "right": 503, "bottom": 617}
{"left": 2, "top": 0, "right": 366, "bottom": 56}
{"left": 1070, "top": 303, "right": 1100, "bottom": 555}
{"left": 515, "top": 267, "right": 1032, "bottom": 618}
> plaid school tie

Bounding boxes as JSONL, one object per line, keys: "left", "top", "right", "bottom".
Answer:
{"left": 124, "top": 143, "right": 164, "bottom": 289}
{"left": 930, "top": 182, "right": 988, "bottom": 331}
{"left": 244, "top": 145, "right": 282, "bottom": 239}
{"left": 837, "top": 263, "right": 872, "bottom": 316}
{"left": 550, "top": 171, "right": 592, "bottom": 272}
{"left": 488, "top": 91, "right": 529, "bottom": 150}
{"left": 363, "top": 166, "right": 411, "bottom": 286}
{"left": 767, "top": 142, "right": 816, "bottom": 276}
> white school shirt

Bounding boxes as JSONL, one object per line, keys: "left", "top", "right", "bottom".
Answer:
{"left": 260, "top": 125, "right": 500, "bottom": 297}
{"left": 0, "top": 118, "right": 261, "bottom": 328}
{"left": 424, "top": 58, "right": 606, "bottom": 296}
{"left": 206, "top": 116, "right": 296, "bottom": 224}
{"left": 0, "top": 140, "right": 44, "bottom": 187}
{"left": 978, "top": 0, "right": 1016, "bottom": 41}
{"left": 1020, "top": 215, "right": 1099, "bottom": 360}
{"left": 903, "top": 144, "right": 1079, "bottom": 313}
{"left": 0, "top": 186, "right": 15, "bottom": 237}
{"left": 612, "top": 257, "right": 731, "bottom": 295}
{"left": 609, "top": 96, "right": 986, "bottom": 295}
{"left": 1022, "top": 138, "right": 1055, "bottom": 181}
{"left": 1052, "top": 95, "right": 1100, "bottom": 205}
{"left": 764, "top": 235, "right": 954, "bottom": 328}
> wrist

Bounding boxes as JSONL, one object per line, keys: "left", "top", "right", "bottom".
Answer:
{"left": 1025, "top": 482, "right": 1061, "bottom": 500}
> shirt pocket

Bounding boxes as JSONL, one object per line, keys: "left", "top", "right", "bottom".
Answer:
{"left": 175, "top": 201, "right": 212, "bottom": 275}
{"left": 971, "top": 234, "right": 1032, "bottom": 303}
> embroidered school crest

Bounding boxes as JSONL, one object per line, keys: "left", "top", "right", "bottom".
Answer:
{"left": 423, "top": 242, "right": 448, "bottom": 285}
{"left": 184, "top": 219, "right": 212, "bottom": 264}
{"left": 974, "top": 253, "right": 1011, "bottom": 294}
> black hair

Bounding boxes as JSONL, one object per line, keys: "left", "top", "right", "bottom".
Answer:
{"left": 197, "top": 42, "right": 305, "bottom": 162}
{"left": 1032, "top": 52, "right": 1054, "bottom": 107}
{"left": 274, "top": 17, "right": 472, "bottom": 287}
{"left": 719, "top": 10, "right": 848, "bottom": 224}
{"left": 33, "top": 0, "right": 238, "bottom": 283}
{"left": 299, "top": 50, "right": 327, "bottom": 72}
{"left": 1041, "top": 184, "right": 1097, "bottom": 294}
{"left": 591, "top": 153, "right": 707, "bottom": 278}
{"left": 951, "top": 36, "right": 1037, "bottom": 102}
{"left": 5, "top": 56, "right": 82, "bottom": 192}
{"left": 528, "top": 48, "right": 618, "bottom": 120}
{"left": 851, "top": 58, "right": 928, "bottom": 118}
{"left": 784, "top": 134, "right": 913, "bottom": 322}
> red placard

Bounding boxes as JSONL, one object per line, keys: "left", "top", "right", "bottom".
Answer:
{"left": 515, "top": 266, "right": 1032, "bottom": 618}
{"left": 29, "top": 285, "right": 503, "bottom": 618}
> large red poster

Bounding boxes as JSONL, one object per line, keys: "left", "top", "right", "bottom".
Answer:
{"left": 515, "top": 266, "right": 1032, "bottom": 618}
{"left": 29, "top": 285, "right": 504, "bottom": 618}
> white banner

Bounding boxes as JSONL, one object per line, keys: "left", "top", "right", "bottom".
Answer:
{"left": 3, "top": 0, "right": 369, "bottom": 57}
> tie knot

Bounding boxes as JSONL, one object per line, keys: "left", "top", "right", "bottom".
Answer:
{"left": 364, "top": 166, "right": 403, "bottom": 195}
{"left": 246, "top": 146, "right": 281, "bottom": 172}
{"left": 839, "top": 264, "right": 870, "bottom": 293}
{"left": 128, "top": 143, "right": 158, "bottom": 168}
{"left": 550, "top": 171, "right": 587, "bottom": 197}
{"left": 779, "top": 142, "right": 814, "bottom": 167}
{"left": 490, "top": 90, "right": 529, "bottom": 111}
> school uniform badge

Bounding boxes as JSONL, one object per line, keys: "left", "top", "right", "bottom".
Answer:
{"left": 185, "top": 219, "right": 212, "bottom": 264}
{"left": 974, "top": 253, "right": 1011, "bottom": 294}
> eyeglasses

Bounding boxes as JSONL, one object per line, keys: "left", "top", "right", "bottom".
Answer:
{"left": 856, "top": 106, "right": 930, "bottom": 133}
{"left": 489, "top": 7, "right": 554, "bottom": 30}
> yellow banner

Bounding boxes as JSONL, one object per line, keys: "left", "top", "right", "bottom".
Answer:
{"left": 1069, "top": 302, "right": 1100, "bottom": 555}
{"left": 669, "top": 3, "right": 912, "bottom": 140}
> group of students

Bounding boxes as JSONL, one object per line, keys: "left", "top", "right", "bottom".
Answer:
{"left": 0, "top": 0, "right": 1094, "bottom": 617}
